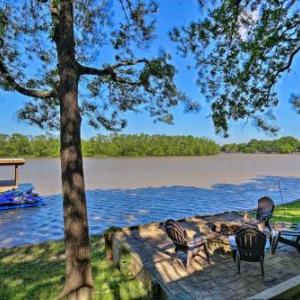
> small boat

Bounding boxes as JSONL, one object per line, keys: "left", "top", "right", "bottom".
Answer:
{"left": 0, "top": 158, "right": 44, "bottom": 210}
{"left": 0, "top": 188, "right": 44, "bottom": 210}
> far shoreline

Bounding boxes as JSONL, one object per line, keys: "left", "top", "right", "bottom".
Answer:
{"left": 2, "top": 151, "right": 300, "bottom": 159}
{"left": 2, "top": 134, "right": 300, "bottom": 157}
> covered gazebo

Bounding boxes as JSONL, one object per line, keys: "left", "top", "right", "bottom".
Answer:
{"left": 0, "top": 158, "right": 25, "bottom": 192}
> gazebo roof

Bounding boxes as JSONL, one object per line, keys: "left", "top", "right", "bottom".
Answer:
{"left": 0, "top": 158, "right": 26, "bottom": 166}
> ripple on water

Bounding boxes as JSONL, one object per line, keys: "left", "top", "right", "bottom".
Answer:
{"left": 1, "top": 176, "right": 300, "bottom": 247}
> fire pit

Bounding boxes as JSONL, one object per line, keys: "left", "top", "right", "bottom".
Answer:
{"left": 208, "top": 221, "right": 242, "bottom": 235}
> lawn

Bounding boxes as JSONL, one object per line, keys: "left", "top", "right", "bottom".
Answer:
{"left": 0, "top": 237, "right": 148, "bottom": 300}
{"left": 0, "top": 200, "right": 299, "bottom": 300}
{"left": 272, "top": 199, "right": 300, "bottom": 223}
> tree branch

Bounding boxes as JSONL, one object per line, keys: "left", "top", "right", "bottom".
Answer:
{"left": 275, "top": 45, "right": 300, "bottom": 77}
{"left": 50, "top": 0, "right": 60, "bottom": 43}
{"left": 78, "top": 59, "right": 148, "bottom": 76}
{"left": 118, "top": 0, "right": 130, "bottom": 21}
{"left": 251, "top": 45, "right": 300, "bottom": 105}
{"left": 0, "top": 59, "right": 57, "bottom": 98}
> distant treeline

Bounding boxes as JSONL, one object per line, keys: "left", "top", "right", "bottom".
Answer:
{"left": 1, "top": 134, "right": 300, "bottom": 157}
{"left": 0, "top": 133, "right": 220, "bottom": 157}
{"left": 0, "top": 134, "right": 60, "bottom": 157}
{"left": 222, "top": 137, "right": 300, "bottom": 154}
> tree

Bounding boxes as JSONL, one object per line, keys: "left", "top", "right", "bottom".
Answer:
{"left": 171, "top": 0, "right": 300, "bottom": 137}
{"left": 4, "top": 133, "right": 31, "bottom": 156}
{"left": 0, "top": 1, "right": 195, "bottom": 298}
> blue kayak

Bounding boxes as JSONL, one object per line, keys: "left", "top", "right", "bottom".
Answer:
{"left": 0, "top": 189, "right": 44, "bottom": 210}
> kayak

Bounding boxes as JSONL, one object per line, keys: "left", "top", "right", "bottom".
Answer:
{"left": 0, "top": 189, "right": 44, "bottom": 210}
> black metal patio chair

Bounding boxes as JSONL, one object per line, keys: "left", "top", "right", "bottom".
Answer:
{"left": 272, "top": 224, "right": 300, "bottom": 254}
{"left": 164, "top": 219, "right": 210, "bottom": 269}
{"left": 235, "top": 227, "right": 267, "bottom": 277}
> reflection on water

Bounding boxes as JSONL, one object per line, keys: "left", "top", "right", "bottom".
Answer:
{"left": 0, "top": 175, "right": 300, "bottom": 248}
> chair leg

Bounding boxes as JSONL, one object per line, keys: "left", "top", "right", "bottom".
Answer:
{"left": 203, "top": 243, "right": 210, "bottom": 264}
{"left": 269, "top": 234, "right": 272, "bottom": 245}
{"left": 260, "top": 256, "right": 265, "bottom": 278}
{"left": 172, "top": 247, "right": 178, "bottom": 259}
{"left": 272, "top": 236, "right": 279, "bottom": 255}
{"left": 186, "top": 250, "right": 192, "bottom": 269}
{"left": 266, "top": 219, "right": 271, "bottom": 231}
{"left": 232, "top": 249, "right": 237, "bottom": 262}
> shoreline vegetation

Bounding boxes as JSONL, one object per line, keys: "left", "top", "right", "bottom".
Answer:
{"left": 1, "top": 134, "right": 300, "bottom": 158}
{"left": 0, "top": 200, "right": 299, "bottom": 300}
{"left": 0, "top": 133, "right": 220, "bottom": 157}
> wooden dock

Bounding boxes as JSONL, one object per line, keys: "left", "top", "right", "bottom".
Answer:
{"left": 0, "top": 158, "right": 25, "bottom": 192}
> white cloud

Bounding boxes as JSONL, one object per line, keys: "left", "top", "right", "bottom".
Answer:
{"left": 238, "top": 9, "right": 260, "bottom": 41}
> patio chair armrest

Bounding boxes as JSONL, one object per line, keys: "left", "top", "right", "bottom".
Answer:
{"left": 187, "top": 236, "right": 206, "bottom": 249}
{"left": 291, "top": 223, "right": 300, "bottom": 230}
{"left": 279, "top": 230, "right": 300, "bottom": 237}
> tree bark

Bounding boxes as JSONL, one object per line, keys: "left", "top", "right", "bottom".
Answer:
{"left": 55, "top": 1, "right": 94, "bottom": 299}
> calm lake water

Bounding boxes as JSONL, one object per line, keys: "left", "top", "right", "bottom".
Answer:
{"left": 1, "top": 154, "right": 300, "bottom": 248}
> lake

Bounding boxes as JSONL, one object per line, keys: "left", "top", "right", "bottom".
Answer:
{"left": 1, "top": 154, "right": 300, "bottom": 247}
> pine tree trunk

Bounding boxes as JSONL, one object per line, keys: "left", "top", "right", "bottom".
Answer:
{"left": 55, "top": 1, "right": 94, "bottom": 299}
{"left": 59, "top": 87, "right": 94, "bottom": 300}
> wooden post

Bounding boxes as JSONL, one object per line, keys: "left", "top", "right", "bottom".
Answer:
{"left": 112, "top": 236, "right": 121, "bottom": 269}
{"left": 104, "top": 230, "right": 114, "bottom": 263}
{"left": 15, "top": 165, "right": 19, "bottom": 188}
{"left": 104, "top": 228, "right": 121, "bottom": 268}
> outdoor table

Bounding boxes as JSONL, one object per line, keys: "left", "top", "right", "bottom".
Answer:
{"left": 208, "top": 219, "right": 248, "bottom": 260}
{"left": 208, "top": 220, "right": 244, "bottom": 235}
{"left": 271, "top": 222, "right": 300, "bottom": 254}
{"left": 204, "top": 213, "right": 272, "bottom": 257}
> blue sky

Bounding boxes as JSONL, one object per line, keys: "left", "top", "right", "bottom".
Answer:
{"left": 0, "top": 0, "right": 300, "bottom": 144}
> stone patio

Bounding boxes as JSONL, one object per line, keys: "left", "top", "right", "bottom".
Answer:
{"left": 113, "top": 212, "right": 300, "bottom": 299}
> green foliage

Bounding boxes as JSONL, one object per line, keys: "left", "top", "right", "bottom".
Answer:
{"left": 222, "top": 136, "right": 300, "bottom": 154}
{"left": 0, "top": 237, "right": 149, "bottom": 300}
{"left": 83, "top": 134, "right": 220, "bottom": 157}
{"left": 172, "top": 0, "right": 300, "bottom": 137}
{"left": 0, "top": 133, "right": 220, "bottom": 157}
{"left": 30, "top": 135, "right": 60, "bottom": 157}
{"left": 0, "top": 134, "right": 60, "bottom": 157}
{"left": 3, "top": 133, "right": 300, "bottom": 157}
{"left": 0, "top": 1, "right": 197, "bottom": 132}
{"left": 0, "top": 10, "right": 6, "bottom": 36}
{"left": 222, "top": 143, "right": 240, "bottom": 153}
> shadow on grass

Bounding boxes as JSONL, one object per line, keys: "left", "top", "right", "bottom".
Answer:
{"left": 0, "top": 237, "right": 149, "bottom": 300}
{"left": 0, "top": 241, "right": 65, "bottom": 300}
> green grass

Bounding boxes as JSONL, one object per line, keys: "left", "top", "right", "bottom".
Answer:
{"left": 272, "top": 199, "right": 300, "bottom": 224}
{"left": 0, "top": 237, "right": 148, "bottom": 300}
{"left": 249, "top": 199, "right": 300, "bottom": 224}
